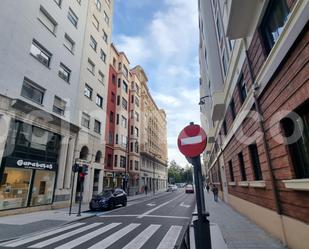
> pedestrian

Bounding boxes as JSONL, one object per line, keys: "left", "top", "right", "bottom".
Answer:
{"left": 144, "top": 185, "right": 148, "bottom": 195}
{"left": 212, "top": 185, "right": 219, "bottom": 202}
{"left": 206, "top": 184, "right": 210, "bottom": 193}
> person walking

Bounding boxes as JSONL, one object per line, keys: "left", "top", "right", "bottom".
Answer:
{"left": 206, "top": 184, "right": 210, "bottom": 193}
{"left": 144, "top": 185, "right": 148, "bottom": 195}
{"left": 212, "top": 185, "right": 219, "bottom": 202}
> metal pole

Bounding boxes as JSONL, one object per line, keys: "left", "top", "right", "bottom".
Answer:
{"left": 69, "top": 171, "right": 75, "bottom": 216}
{"left": 77, "top": 176, "right": 84, "bottom": 217}
{"left": 191, "top": 156, "right": 211, "bottom": 249}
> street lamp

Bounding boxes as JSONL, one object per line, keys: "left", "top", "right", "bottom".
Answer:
{"left": 198, "top": 95, "right": 210, "bottom": 105}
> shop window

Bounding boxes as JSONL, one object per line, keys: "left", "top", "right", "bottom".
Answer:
{"left": 30, "top": 170, "right": 55, "bottom": 206}
{"left": 0, "top": 168, "right": 31, "bottom": 210}
{"left": 282, "top": 103, "right": 309, "bottom": 179}
{"left": 260, "top": 0, "right": 290, "bottom": 54}
{"left": 249, "top": 143, "right": 263, "bottom": 180}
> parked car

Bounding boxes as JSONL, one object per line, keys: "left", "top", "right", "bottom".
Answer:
{"left": 89, "top": 188, "right": 127, "bottom": 211}
{"left": 185, "top": 184, "right": 194, "bottom": 193}
{"left": 167, "top": 184, "right": 178, "bottom": 192}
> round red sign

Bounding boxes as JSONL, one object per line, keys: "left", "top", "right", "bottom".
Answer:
{"left": 177, "top": 123, "right": 207, "bottom": 158}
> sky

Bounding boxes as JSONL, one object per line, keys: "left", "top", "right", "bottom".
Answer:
{"left": 112, "top": 0, "right": 200, "bottom": 167}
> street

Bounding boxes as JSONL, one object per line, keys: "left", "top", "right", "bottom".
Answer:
{"left": 0, "top": 190, "right": 195, "bottom": 249}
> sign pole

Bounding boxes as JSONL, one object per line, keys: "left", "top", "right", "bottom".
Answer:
{"left": 77, "top": 174, "right": 84, "bottom": 217}
{"left": 69, "top": 171, "right": 75, "bottom": 216}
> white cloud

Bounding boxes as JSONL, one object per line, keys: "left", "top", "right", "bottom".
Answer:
{"left": 114, "top": 0, "right": 199, "bottom": 167}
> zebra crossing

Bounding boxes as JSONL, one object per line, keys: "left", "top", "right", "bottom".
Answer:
{"left": 0, "top": 222, "right": 184, "bottom": 249}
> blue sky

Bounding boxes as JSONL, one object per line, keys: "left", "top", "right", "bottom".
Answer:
{"left": 112, "top": 0, "right": 200, "bottom": 166}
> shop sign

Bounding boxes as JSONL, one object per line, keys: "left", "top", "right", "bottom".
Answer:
{"left": 6, "top": 157, "right": 57, "bottom": 171}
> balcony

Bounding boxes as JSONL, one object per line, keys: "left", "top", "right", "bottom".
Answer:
{"left": 226, "top": 0, "right": 261, "bottom": 39}
{"left": 211, "top": 91, "right": 225, "bottom": 122}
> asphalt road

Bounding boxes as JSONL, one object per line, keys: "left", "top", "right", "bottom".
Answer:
{"left": 0, "top": 190, "right": 196, "bottom": 249}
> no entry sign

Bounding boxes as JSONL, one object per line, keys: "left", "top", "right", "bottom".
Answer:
{"left": 177, "top": 123, "right": 207, "bottom": 158}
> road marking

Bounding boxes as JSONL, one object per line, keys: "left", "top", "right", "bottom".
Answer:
{"left": 0, "top": 223, "right": 85, "bottom": 247}
{"left": 122, "top": 224, "right": 161, "bottom": 249}
{"left": 180, "top": 202, "right": 190, "bottom": 208}
{"left": 54, "top": 223, "right": 121, "bottom": 249}
{"left": 181, "top": 135, "right": 202, "bottom": 145}
{"left": 97, "top": 214, "right": 190, "bottom": 219}
{"left": 157, "top": 225, "right": 183, "bottom": 249}
{"left": 137, "top": 194, "right": 185, "bottom": 218}
{"left": 88, "top": 223, "right": 140, "bottom": 249}
{"left": 28, "top": 223, "right": 102, "bottom": 248}
{"left": 146, "top": 202, "right": 156, "bottom": 206}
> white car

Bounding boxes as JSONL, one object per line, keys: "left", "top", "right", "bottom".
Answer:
{"left": 167, "top": 184, "right": 178, "bottom": 192}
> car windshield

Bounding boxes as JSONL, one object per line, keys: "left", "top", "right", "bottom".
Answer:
{"left": 98, "top": 190, "right": 113, "bottom": 198}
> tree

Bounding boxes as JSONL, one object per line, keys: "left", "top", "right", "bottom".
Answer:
{"left": 168, "top": 161, "right": 193, "bottom": 183}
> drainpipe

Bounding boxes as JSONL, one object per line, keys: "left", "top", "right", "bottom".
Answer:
{"left": 245, "top": 49, "right": 282, "bottom": 215}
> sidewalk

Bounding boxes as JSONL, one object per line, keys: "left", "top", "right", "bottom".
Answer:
{"left": 0, "top": 190, "right": 167, "bottom": 242}
{"left": 204, "top": 192, "right": 287, "bottom": 249}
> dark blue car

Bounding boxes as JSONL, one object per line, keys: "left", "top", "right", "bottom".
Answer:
{"left": 89, "top": 188, "right": 127, "bottom": 210}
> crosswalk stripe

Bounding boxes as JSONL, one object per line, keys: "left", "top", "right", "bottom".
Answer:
{"left": 54, "top": 223, "right": 121, "bottom": 249}
{"left": 156, "top": 225, "right": 183, "bottom": 249}
{"left": 28, "top": 223, "right": 102, "bottom": 248}
{"left": 122, "top": 224, "right": 161, "bottom": 249}
{"left": 0, "top": 223, "right": 85, "bottom": 248}
{"left": 88, "top": 223, "right": 140, "bottom": 249}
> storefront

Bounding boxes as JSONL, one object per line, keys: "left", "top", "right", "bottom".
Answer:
{"left": 0, "top": 120, "right": 60, "bottom": 211}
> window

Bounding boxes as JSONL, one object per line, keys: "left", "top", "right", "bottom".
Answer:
{"left": 135, "top": 83, "right": 140, "bottom": 94}
{"left": 110, "top": 111, "right": 114, "bottom": 123}
{"left": 84, "top": 84, "right": 93, "bottom": 99}
{"left": 230, "top": 98, "right": 236, "bottom": 120}
{"left": 95, "top": 0, "right": 101, "bottom": 11}
{"left": 135, "top": 142, "right": 139, "bottom": 153}
{"left": 87, "top": 59, "right": 95, "bottom": 74}
{"left": 130, "top": 160, "right": 133, "bottom": 170}
{"left": 81, "top": 113, "right": 90, "bottom": 128}
{"left": 123, "top": 65, "right": 128, "bottom": 78}
{"left": 120, "top": 156, "right": 126, "bottom": 168}
{"left": 122, "top": 97, "right": 128, "bottom": 110}
{"left": 117, "top": 95, "right": 120, "bottom": 105}
{"left": 114, "top": 155, "right": 118, "bottom": 167}
{"left": 123, "top": 81, "right": 128, "bottom": 93}
{"left": 238, "top": 75, "right": 247, "bottom": 103}
{"left": 111, "top": 92, "right": 115, "bottom": 103}
{"left": 118, "top": 78, "right": 121, "bottom": 87}
{"left": 95, "top": 151, "right": 102, "bottom": 163}
{"left": 116, "top": 114, "right": 119, "bottom": 125}
{"left": 222, "top": 49, "right": 228, "bottom": 75}
{"left": 135, "top": 112, "right": 139, "bottom": 122}
{"left": 131, "top": 95, "right": 134, "bottom": 104}
{"left": 216, "top": 16, "right": 222, "bottom": 41}
{"left": 228, "top": 161, "right": 234, "bottom": 182}
{"left": 282, "top": 104, "right": 309, "bottom": 179}
{"left": 38, "top": 6, "right": 57, "bottom": 33}
{"left": 130, "top": 142, "right": 133, "bottom": 152}
{"left": 94, "top": 120, "right": 101, "bottom": 134}
{"left": 58, "top": 63, "right": 71, "bottom": 82}
{"left": 92, "top": 15, "right": 99, "bottom": 30}
{"left": 115, "top": 134, "right": 118, "bottom": 144}
{"left": 134, "top": 127, "right": 139, "bottom": 137}
{"left": 135, "top": 161, "right": 139, "bottom": 171}
{"left": 54, "top": 0, "right": 61, "bottom": 7}
{"left": 76, "top": 0, "right": 81, "bottom": 4}
{"left": 96, "top": 94, "right": 103, "bottom": 108}
{"left": 121, "top": 135, "right": 127, "bottom": 148}
{"left": 223, "top": 120, "right": 227, "bottom": 135}
{"left": 68, "top": 8, "right": 78, "bottom": 27}
{"left": 53, "top": 96, "right": 66, "bottom": 116}
{"left": 97, "top": 71, "right": 104, "bottom": 84}
{"left": 238, "top": 152, "right": 247, "bottom": 181}
{"left": 135, "top": 96, "right": 139, "bottom": 107}
{"left": 104, "top": 11, "right": 109, "bottom": 25}
{"left": 121, "top": 116, "right": 127, "bottom": 128}
{"left": 131, "top": 126, "right": 134, "bottom": 135}
{"left": 108, "top": 132, "right": 113, "bottom": 144}
{"left": 249, "top": 144, "right": 263, "bottom": 180}
{"left": 260, "top": 0, "right": 290, "bottom": 54}
{"left": 21, "top": 78, "right": 45, "bottom": 104}
{"left": 30, "top": 40, "right": 52, "bottom": 67}
{"left": 103, "top": 30, "right": 108, "bottom": 43}
{"left": 64, "top": 34, "right": 75, "bottom": 53}
{"left": 100, "top": 49, "right": 106, "bottom": 63}
{"left": 112, "top": 74, "right": 116, "bottom": 84}
{"left": 90, "top": 36, "right": 97, "bottom": 51}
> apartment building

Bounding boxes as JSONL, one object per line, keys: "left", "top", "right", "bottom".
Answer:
{"left": 136, "top": 66, "right": 168, "bottom": 193}
{"left": 0, "top": 0, "right": 88, "bottom": 214}
{"left": 199, "top": 0, "right": 309, "bottom": 248}
{"left": 74, "top": 0, "right": 114, "bottom": 203}
{"left": 104, "top": 44, "right": 131, "bottom": 191}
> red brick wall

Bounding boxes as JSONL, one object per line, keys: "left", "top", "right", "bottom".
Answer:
{"left": 259, "top": 27, "right": 309, "bottom": 223}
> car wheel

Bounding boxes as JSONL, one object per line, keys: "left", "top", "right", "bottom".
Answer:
{"left": 122, "top": 199, "right": 127, "bottom": 207}
{"left": 109, "top": 201, "right": 115, "bottom": 210}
